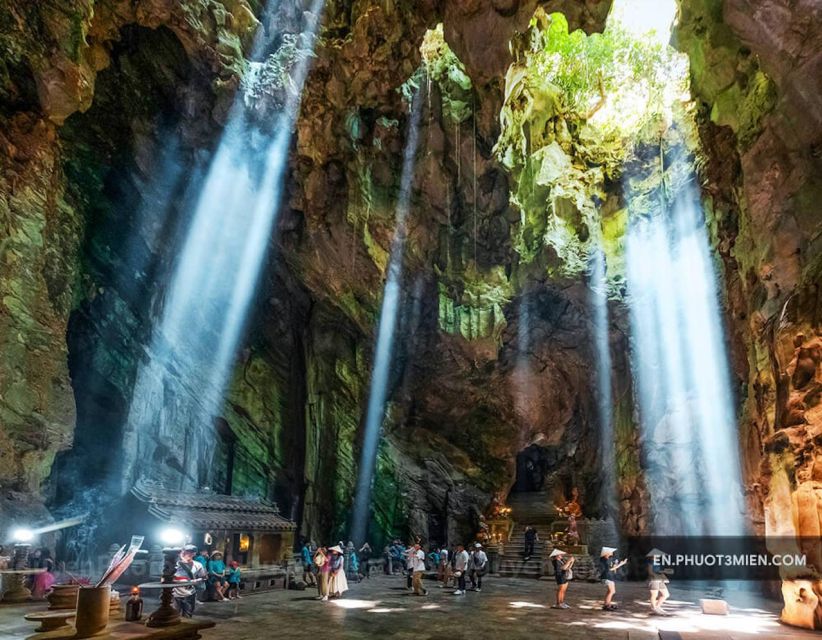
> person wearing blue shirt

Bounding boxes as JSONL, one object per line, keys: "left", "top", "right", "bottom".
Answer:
{"left": 301, "top": 541, "right": 316, "bottom": 586}
{"left": 206, "top": 551, "right": 227, "bottom": 601}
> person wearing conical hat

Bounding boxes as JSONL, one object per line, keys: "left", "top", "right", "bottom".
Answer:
{"left": 599, "top": 547, "right": 627, "bottom": 611}
{"left": 327, "top": 546, "right": 349, "bottom": 598}
{"left": 646, "top": 548, "right": 672, "bottom": 616}
{"left": 549, "top": 548, "right": 574, "bottom": 609}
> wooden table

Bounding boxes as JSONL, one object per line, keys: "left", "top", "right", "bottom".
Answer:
{"left": 26, "top": 619, "right": 215, "bottom": 639}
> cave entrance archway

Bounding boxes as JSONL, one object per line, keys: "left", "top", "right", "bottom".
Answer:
{"left": 511, "top": 443, "right": 568, "bottom": 495}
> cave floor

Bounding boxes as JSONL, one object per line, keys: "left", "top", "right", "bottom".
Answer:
{"left": 0, "top": 574, "right": 815, "bottom": 640}
{"left": 194, "top": 574, "right": 809, "bottom": 640}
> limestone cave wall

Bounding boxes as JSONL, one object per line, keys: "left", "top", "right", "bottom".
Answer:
{"left": 1, "top": 3, "right": 821, "bottom": 614}
{"left": 675, "top": 0, "right": 822, "bottom": 627}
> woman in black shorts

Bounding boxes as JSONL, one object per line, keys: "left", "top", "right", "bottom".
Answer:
{"left": 550, "top": 548, "right": 575, "bottom": 609}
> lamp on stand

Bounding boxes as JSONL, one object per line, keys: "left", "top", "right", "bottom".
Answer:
{"left": 141, "top": 528, "right": 189, "bottom": 628}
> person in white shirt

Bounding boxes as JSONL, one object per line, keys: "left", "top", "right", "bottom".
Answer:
{"left": 469, "top": 543, "right": 488, "bottom": 592}
{"left": 408, "top": 543, "right": 428, "bottom": 596}
{"left": 452, "top": 544, "right": 470, "bottom": 595}
{"left": 173, "top": 544, "right": 207, "bottom": 617}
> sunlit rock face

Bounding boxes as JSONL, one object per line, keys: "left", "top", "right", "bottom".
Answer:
{"left": 675, "top": 0, "right": 822, "bottom": 628}
{"left": 0, "top": 0, "right": 618, "bottom": 544}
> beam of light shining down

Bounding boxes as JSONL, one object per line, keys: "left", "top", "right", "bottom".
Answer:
{"left": 350, "top": 88, "right": 424, "bottom": 545}
{"left": 120, "top": 0, "right": 325, "bottom": 491}
{"left": 511, "top": 295, "right": 537, "bottom": 428}
{"left": 625, "top": 184, "right": 744, "bottom": 536}
{"left": 590, "top": 248, "right": 617, "bottom": 517}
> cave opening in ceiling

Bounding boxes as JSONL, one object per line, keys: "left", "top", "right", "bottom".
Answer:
{"left": 496, "top": 0, "right": 743, "bottom": 535}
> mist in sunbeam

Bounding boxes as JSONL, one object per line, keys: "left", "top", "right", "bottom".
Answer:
{"left": 120, "top": 0, "right": 325, "bottom": 492}
{"left": 589, "top": 247, "right": 617, "bottom": 517}
{"left": 350, "top": 87, "right": 424, "bottom": 545}
{"left": 626, "top": 183, "right": 744, "bottom": 535}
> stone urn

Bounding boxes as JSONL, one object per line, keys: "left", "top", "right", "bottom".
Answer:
{"left": 74, "top": 585, "right": 111, "bottom": 638}
{"left": 47, "top": 584, "right": 80, "bottom": 610}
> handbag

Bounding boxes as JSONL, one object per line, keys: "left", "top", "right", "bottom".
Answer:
{"left": 563, "top": 568, "right": 573, "bottom": 581}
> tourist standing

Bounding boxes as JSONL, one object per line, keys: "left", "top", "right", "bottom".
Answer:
{"left": 437, "top": 546, "right": 451, "bottom": 588}
{"left": 404, "top": 542, "right": 417, "bottom": 590}
{"left": 358, "top": 542, "right": 372, "bottom": 579}
{"left": 523, "top": 526, "right": 538, "bottom": 560}
{"left": 469, "top": 543, "right": 488, "bottom": 592}
{"left": 599, "top": 546, "right": 627, "bottom": 611}
{"left": 301, "top": 540, "right": 316, "bottom": 586}
{"left": 409, "top": 543, "right": 428, "bottom": 596}
{"left": 314, "top": 546, "right": 329, "bottom": 601}
{"left": 549, "top": 548, "right": 574, "bottom": 609}
{"left": 452, "top": 544, "right": 469, "bottom": 595}
{"left": 193, "top": 549, "right": 209, "bottom": 602}
{"left": 383, "top": 545, "right": 392, "bottom": 574}
{"left": 327, "top": 546, "right": 349, "bottom": 598}
{"left": 646, "top": 548, "right": 672, "bottom": 616}
{"left": 173, "top": 545, "right": 207, "bottom": 617}
{"left": 348, "top": 545, "right": 360, "bottom": 583}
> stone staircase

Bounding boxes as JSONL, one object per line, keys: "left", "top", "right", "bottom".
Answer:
{"left": 497, "top": 491, "right": 553, "bottom": 578}
{"left": 497, "top": 523, "right": 553, "bottom": 578}
{"left": 498, "top": 491, "right": 597, "bottom": 580}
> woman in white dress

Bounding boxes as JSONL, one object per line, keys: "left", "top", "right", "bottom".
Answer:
{"left": 326, "top": 546, "right": 349, "bottom": 597}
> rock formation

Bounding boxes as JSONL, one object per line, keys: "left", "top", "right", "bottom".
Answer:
{"left": 0, "top": 0, "right": 820, "bottom": 629}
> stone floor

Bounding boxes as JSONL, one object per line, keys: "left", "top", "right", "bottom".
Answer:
{"left": 192, "top": 574, "right": 813, "bottom": 640}
{"left": 1, "top": 574, "right": 818, "bottom": 640}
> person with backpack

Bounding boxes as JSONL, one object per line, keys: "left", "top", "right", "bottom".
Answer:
{"left": 173, "top": 545, "right": 207, "bottom": 617}
{"left": 469, "top": 543, "right": 488, "bottom": 592}
{"left": 549, "top": 548, "right": 574, "bottom": 609}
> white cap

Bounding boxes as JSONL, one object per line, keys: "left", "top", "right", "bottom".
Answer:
{"left": 646, "top": 548, "right": 667, "bottom": 557}
{"left": 601, "top": 546, "right": 617, "bottom": 557}
{"left": 549, "top": 548, "right": 567, "bottom": 558}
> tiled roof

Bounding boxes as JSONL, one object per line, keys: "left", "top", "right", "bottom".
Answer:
{"left": 132, "top": 479, "right": 295, "bottom": 532}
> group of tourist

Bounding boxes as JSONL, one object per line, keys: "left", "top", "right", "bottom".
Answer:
{"left": 300, "top": 539, "right": 372, "bottom": 591}
{"left": 548, "top": 544, "right": 671, "bottom": 615}
{"left": 309, "top": 544, "right": 349, "bottom": 601}
{"left": 383, "top": 540, "right": 490, "bottom": 596}
{"left": 173, "top": 545, "right": 242, "bottom": 617}
{"left": 168, "top": 537, "right": 672, "bottom": 618}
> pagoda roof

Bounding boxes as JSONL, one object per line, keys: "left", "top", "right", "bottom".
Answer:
{"left": 131, "top": 479, "right": 295, "bottom": 532}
